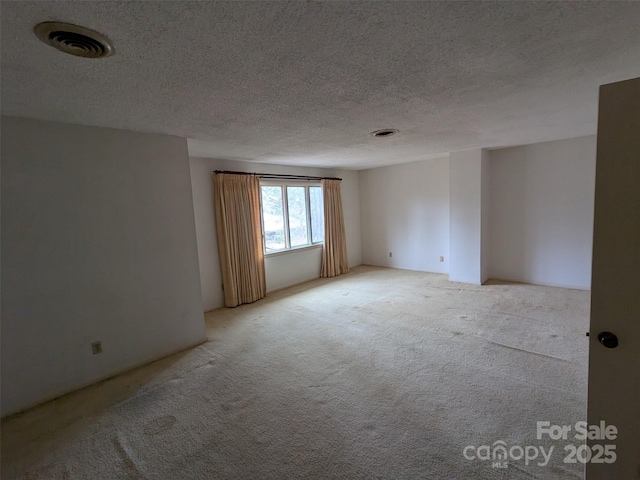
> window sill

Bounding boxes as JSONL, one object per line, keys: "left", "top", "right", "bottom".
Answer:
{"left": 264, "top": 243, "right": 323, "bottom": 258}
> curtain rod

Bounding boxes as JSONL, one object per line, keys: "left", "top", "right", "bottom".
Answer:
{"left": 213, "top": 170, "right": 341, "bottom": 181}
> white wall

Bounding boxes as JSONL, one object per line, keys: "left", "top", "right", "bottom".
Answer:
{"left": 1, "top": 116, "right": 206, "bottom": 417}
{"left": 359, "top": 157, "right": 450, "bottom": 273}
{"left": 265, "top": 246, "right": 323, "bottom": 292}
{"left": 480, "top": 149, "right": 491, "bottom": 283}
{"left": 189, "top": 158, "right": 362, "bottom": 311}
{"left": 449, "top": 149, "right": 488, "bottom": 284}
{"left": 489, "top": 136, "right": 596, "bottom": 289}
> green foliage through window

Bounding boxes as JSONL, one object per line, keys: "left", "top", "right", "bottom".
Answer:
{"left": 260, "top": 183, "right": 323, "bottom": 253}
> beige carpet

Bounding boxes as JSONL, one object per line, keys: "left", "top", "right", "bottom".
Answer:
{"left": 1, "top": 266, "right": 589, "bottom": 479}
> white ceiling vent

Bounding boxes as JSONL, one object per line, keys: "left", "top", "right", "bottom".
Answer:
{"left": 371, "top": 129, "right": 398, "bottom": 138}
{"left": 34, "top": 22, "right": 115, "bottom": 58}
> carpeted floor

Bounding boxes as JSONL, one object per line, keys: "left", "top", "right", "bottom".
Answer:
{"left": 1, "top": 266, "right": 589, "bottom": 479}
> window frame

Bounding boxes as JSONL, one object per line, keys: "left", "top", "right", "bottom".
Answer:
{"left": 259, "top": 180, "right": 323, "bottom": 255}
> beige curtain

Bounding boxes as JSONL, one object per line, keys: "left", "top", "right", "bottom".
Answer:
{"left": 321, "top": 179, "right": 349, "bottom": 278}
{"left": 214, "top": 173, "right": 266, "bottom": 307}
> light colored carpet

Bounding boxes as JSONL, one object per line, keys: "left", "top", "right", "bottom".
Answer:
{"left": 1, "top": 266, "right": 589, "bottom": 479}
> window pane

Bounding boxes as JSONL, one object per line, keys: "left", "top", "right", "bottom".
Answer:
{"left": 309, "top": 186, "right": 324, "bottom": 243}
{"left": 287, "top": 186, "right": 309, "bottom": 247}
{"left": 261, "top": 186, "right": 285, "bottom": 251}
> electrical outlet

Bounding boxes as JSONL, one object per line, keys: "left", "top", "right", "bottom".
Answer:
{"left": 389, "top": 252, "right": 393, "bottom": 258}
{"left": 91, "top": 341, "right": 103, "bottom": 355}
{"left": 440, "top": 256, "right": 445, "bottom": 262}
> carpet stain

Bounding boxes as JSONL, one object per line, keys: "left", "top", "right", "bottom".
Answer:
{"left": 112, "top": 436, "right": 144, "bottom": 477}
{"left": 144, "top": 415, "right": 177, "bottom": 435}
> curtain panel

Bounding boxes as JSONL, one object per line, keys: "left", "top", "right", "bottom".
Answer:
{"left": 321, "top": 179, "right": 349, "bottom": 278}
{"left": 214, "top": 173, "right": 266, "bottom": 307}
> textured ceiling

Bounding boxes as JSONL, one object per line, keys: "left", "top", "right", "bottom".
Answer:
{"left": 2, "top": 1, "right": 639, "bottom": 169}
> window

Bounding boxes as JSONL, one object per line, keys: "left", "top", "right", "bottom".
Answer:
{"left": 260, "top": 183, "right": 324, "bottom": 253}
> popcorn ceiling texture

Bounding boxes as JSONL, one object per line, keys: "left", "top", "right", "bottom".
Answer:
{"left": 1, "top": 1, "right": 639, "bottom": 169}
{"left": 1, "top": 266, "right": 589, "bottom": 479}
